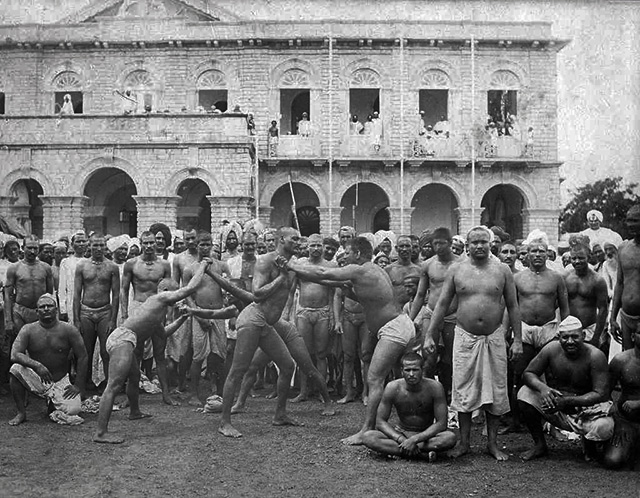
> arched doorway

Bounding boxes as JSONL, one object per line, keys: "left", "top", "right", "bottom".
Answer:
{"left": 270, "top": 182, "right": 320, "bottom": 236}
{"left": 9, "top": 179, "right": 44, "bottom": 238}
{"left": 177, "top": 179, "right": 211, "bottom": 232}
{"left": 83, "top": 168, "right": 137, "bottom": 236}
{"left": 411, "top": 184, "right": 459, "bottom": 234}
{"left": 340, "top": 182, "right": 389, "bottom": 233}
{"left": 481, "top": 184, "right": 526, "bottom": 240}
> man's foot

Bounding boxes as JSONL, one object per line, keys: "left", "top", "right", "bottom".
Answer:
{"left": 218, "top": 422, "right": 242, "bottom": 438}
{"left": 341, "top": 430, "right": 366, "bottom": 446}
{"left": 163, "top": 396, "right": 181, "bottom": 407}
{"left": 337, "top": 394, "right": 357, "bottom": 404}
{"left": 520, "top": 444, "right": 548, "bottom": 461}
{"left": 265, "top": 390, "right": 277, "bottom": 400}
{"left": 129, "top": 411, "right": 153, "bottom": 420}
{"left": 487, "top": 444, "right": 509, "bottom": 461}
{"left": 447, "top": 443, "right": 470, "bottom": 458}
{"left": 272, "top": 415, "right": 304, "bottom": 427}
{"left": 290, "top": 394, "right": 308, "bottom": 403}
{"left": 231, "top": 403, "right": 246, "bottom": 414}
{"left": 421, "top": 450, "right": 437, "bottom": 463}
{"left": 321, "top": 404, "right": 336, "bottom": 416}
{"left": 187, "top": 398, "right": 204, "bottom": 407}
{"left": 362, "top": 395, "right": 369, "bottom": 407}
{"left": 93, "top": 433, "right": 125, "bottom": 444}
{"left": 8, "top": 413, "right": 26, "bottom": 426}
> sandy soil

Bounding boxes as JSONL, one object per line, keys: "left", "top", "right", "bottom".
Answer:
{"left": 0, "top": 389, "right": 637, "bottom": 498}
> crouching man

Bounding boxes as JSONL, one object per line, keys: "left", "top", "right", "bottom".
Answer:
{"left": 9, "top": 293, "right": 87, "bottom": 425}
{"left": 362, "top": 352, "right": 456, "bottom": 460}
{"left": 518, "top": 315, "right": 613, "bottom": 461}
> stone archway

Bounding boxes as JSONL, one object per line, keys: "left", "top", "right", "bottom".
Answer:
{"left": 83, "top": 167, "right": 137, "bottom": 236}
{"left": 340, "top": 182, "right": 389, "bottom": 233}
{"left": 270, "top": 182, "right": 320, "bottom": 236}
{"left": 481, "top": 184, "right": 526, "bottom": 240}
{"left": 177, "top": 179, "right": 211, "bottom": 232}
{"left": 411, "top": 183, "right": 459, "bottom": 234}
{"left": 9, "top": 179, "right": 44, "bottom": 238}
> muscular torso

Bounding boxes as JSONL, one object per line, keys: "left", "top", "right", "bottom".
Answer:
{"left": 10, "top": 261, "right": 51, "bottom": 308}
{"left": 390, "top": 379, "right": 438, "bottom": 432}
{"left": 78, "top": 259, "right": 118, "bottom": 308}
{"left": 385, "top": 262, "right": 420, "bottom": 307}
{"left": 130, "top": 258, "right": 171, "bottom": 302}
{"left": 187, "top": 260, "right": 225, "bottom": 310}
{"left": 351, "top": 262, "right": 400, "bottom": 334}
{"left": 619, "top": 240, "right": 640, "bottom": 315}
{"left": 21, "top": 323, "right": 77, "bottom": 381}
{"left": 173, "top": 251, "right": 197, "bottom": 285}
{"left": 564, "top": 269, "right": 603, "bottom": 328}
{"left": 544, "top": 343, "right": 600, "bottom": 397}
{"left": 297, "top": 258, "right": 333, "bottom": 308}
{"left": 255, "top": 253, "right": 297, "bottom": 325}
{"left": 612, "top": 351, "right": 640, "bottom": 421}
{"left": 424, "top": 256, "right": 459, "bottom": 313}
{"left": 515, "top": 268, "right": 561, "bottom": 325}
{"left": 343, "top": 294, "right": 363, "bottom": 314}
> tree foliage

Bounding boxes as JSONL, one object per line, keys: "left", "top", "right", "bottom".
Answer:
{"left": 560, "top": 177, "right": 640, "bottom": 238}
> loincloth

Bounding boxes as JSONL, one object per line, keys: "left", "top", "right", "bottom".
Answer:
{"left": 521, "top": 319, "right": 558, "bottom": 350}
{"left": 377, "top": 313, "right": 415, "bottom": 347}
{"left": 106, "top": 326, "right": 137, "bottom": 355}
{"left": 166, "top": 316, "right": 192, "bottom": 363}
{"left": 582, "top": 323, "right": 596, "bottom": 342}
{"left": 451, "top": 325, "right": 509, "bottom": 416}
{"left": 13, "top": 303, "right": 38, "bottom": 326}
{"left": 296, "top": 305, "right": 331, "bottom": 325}
{"left": 343, "top": 307, "right": 366, "bottom": 326}
{"left": 79, "top": 302, "right": 112, "bottom": 325}
{"left": 192, "top": 316, "right": 226, "bottom": 362}
{"left": 10, "top": 364, "right": 81, "bottom": 416}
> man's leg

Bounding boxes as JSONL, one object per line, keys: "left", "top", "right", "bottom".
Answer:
{"left": 93, "top": 344, "right": 135, "bottom": 443}
{"left": 449, "top": 412, "right": 472, "bottom": 458}
{"left": 602, "top": 419, "right": 637, "bottom": 469}
{"left": 313, "top": 318, "right": 331, "bottom": 399}
{"left": 152, "top": 334, "right": 178, "bottom": 406}
{"left": 518, "top": 400, "right": 549, "bottom": 460}
{"left": 232, "top": 349, "right": 270, "bottom": 413}
{"left": 96, "top": 311, "right": 113, "bottom": 382}
{"left": 79, "top": 313, "right": 98, "bottom": 388}
{"left": 360, "top": 327, "right": 375, "bottom": 405}
{"left": 293, "top": 313, "right": 314, "bottom": 402}
{"left": 209, "top": 353, "right": 226, "bottom": 396}
{"left": 486, "top": 411, "right": 509, "bottom": 461}
{"left": 342, "top": 338, "right": 406, "bottom": 445}
{"left": 361, "top": 430, "right": 403, "bottom": 456}
{"left": 439, "top": 322, "right": 455, "bottom": 403}
{"left": 339, "top": 316, "right": 358, "bottom": 404}
{"left": 8, "top": 374, "right": 28, "bottom": 425}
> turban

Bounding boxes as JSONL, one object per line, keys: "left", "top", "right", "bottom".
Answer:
{"left": 220, "top": 221, "right": 242, "bottom": 251}
{"left": 37, "top": 293, "right": 57, "bottom": 307}
{"left": 603, "top": 241, "right": 618, "bottom": 250}
{"left": 149, "top": 223, "right": 171, "bottom": 248}
{"left": 53, "top": 241, "right": 67, "bottom": 250}
{"left": 338, "top": 226, "right": 355, "bottom": 237}
{"left": 71, "top": 229, "right": 86, "bottom": 243}
{"left": 586, "top": 210, "right": 603, "bottom": 223}
{"left": 244, "top": 219, "right": 265, "bottom": 237}
{"left": 107, "top": 234, "right": 130, "bottom": 253}
{"left": 452, "top": 234, "right": 466, "bottom": 244}
{"left": 359, "top": 232, "right": 376, "bottom": 250}
{"left": 524, "top": 229, "right": 549, "bottom": 248}
{"left": 558, "top": 315, "right": 583, "bottom": 333}
{"left": 374, "top": 230, "right": 397, "bottom": 248}
{"left": 129, "top": 238, "right": 141, "bottom": 251}
{"left": 467, "top": 225, "right": 493, "bottom": 241}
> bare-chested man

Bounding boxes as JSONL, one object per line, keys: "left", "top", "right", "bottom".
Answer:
{"left": 121, "top": 231, "right": 174, "bottom": 405}
{"left": 288, "top": 236, "right": 416, "bottom": 445}
{"left": 183, "top": 231, "right": 230, "bottom": 404}
{"left": 385, "top": 235, "right": 420, "bottom": 308}
{"left": 518, "top": 315, "right": 613, "bottom": 461}
{"left": 58, "top": 231, "right": 88, "bottom": 322}
{"left": 611, "top": 204, "right": 640, "bottom": 350}
{"left": 424, "top": 226, "right": 522, "bottom": 460}
{"left": 73, "top": 234, "right": 119, "bottom": 387}
{"left": 362, "top": 353, "right": 457, "bottom": 459}
{"left": 285, "top": 233, "right": 335, "bottom": 402}
{"left": 603, "top": 320, "right": 640, "bottom": 469}
{"left": 4, "top": 236, "right": 54, "bottom": 348}
{"left": 563, "top": 243, "right": 608, "bottom": 347}
{"left": 9, "top": 293, "right": 87, "bottom": 426}
{"left": 499, "top": 242, "right": 519, "bottom": 273}
{"left": 410, "top": 227, "right": 460, "bottom": 401}
{"left": 218, "top": 227, "right": 303, "bottom": 438}
{"left": 93, "top": 260, "right": 230, "bottom": 443}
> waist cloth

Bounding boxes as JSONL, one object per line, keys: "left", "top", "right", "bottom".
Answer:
{"left": 10, "top": 363, "right": 81, "bottom": 416}
{"left": 166, "top": 316, "right": 192, "bottom": 363}
{"left": 517, "top": 384, "right": 614, "bottom": 441}
{"left": 377, "top": 313, "right": 415, "bottom": 347}
{"left": 620, "top": 309, "right": 640, "bottom": 337}
{"left": 192, "top": 315, "right": 227, "bottom": 362}
{"left": 451, "top": 325, "right": 509, "bottom": 416}
{"left": 521, "top": 318, "right": 558, "bottom": 350}
{"left": 296, "top": 305, "right": 331, "bottom": 325}
{"left": 13, "top": 303, "right": 39, "bottom": 325}
{"left": 106, "top": 326, "right": 137, "bottom": 355}
{"left": 582, "top": 322, "right": 596, "bottom": 342}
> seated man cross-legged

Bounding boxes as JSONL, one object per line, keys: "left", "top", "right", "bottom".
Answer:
{"left": 362, "top": 352, "right": 457, "bottom": 460}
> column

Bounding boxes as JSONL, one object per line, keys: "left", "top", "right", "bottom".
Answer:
{"left": 133, "top": 196, "right": 180, "bottom": 237}
{"left": 318, "top": 206, "right": 341, "bottom": 236}
{"left": 207, "top": 196, "right": 254, "bottom": 234}
{"left": 40, "top": 196, "right": 88, "bottom": 242}
{"left": 524, "top": 208, "right": 559, "bottom": 246}
{"left": 258, "top": 206, "right": 273, "bottom": 228}
{"left": 455, "top": 206, "right": 485, "bottom": 236}
{"left": 387, "top": 207, "right": 414, "bottom": 235}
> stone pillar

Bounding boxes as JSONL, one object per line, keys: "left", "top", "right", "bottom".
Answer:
{"left": 40, "top": 196, "right": 88, "bottom": 242}
{"left": 455, "top": 206, "right": 485, "bottom": 236}
{"left": 523, "top": 208, "right": 560, "bottom": 246}
{"left": 133, "top": 196, "right": 180, "bottom": 237}
{"left": 318, "top": 206, "right": 341, "bottom": 236}
{"left": 207, "top": 196, "right": 254, "bottom": 233}
{"left": 258, "top": 206, "right": 273, "bottom": 228}
{"left": 388, "top": 207, "right": 414, "bottom": 235}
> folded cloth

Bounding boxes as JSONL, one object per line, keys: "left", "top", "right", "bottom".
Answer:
{"left": 166, "top": 316, "right": 192, "bottom": 363}
{"left": 50, "top": 410, "right": 84, "bottom": 426}
{"left": 192, "top": 316, "right": 227, "bottom": 362}
{"left": 451, "top": 325, "right": 509, "bottom": 416}
{"left": 10, "top": 364, "right": 81, "bottom": 416}
{"left": 203, "top": 395, "right": 224, "bottom": 413}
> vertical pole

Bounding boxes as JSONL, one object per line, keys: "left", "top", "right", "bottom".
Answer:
{"left": 399, "top": 37, "right": 405, "bottom": 234}
{"left": 254, "top": 135, "right": 259, "bottom": 218}
{"left": 471, "top": 34, "right": 476, "bottom": 225}
{"left": 328, "top": 35, "right": 334, "bottom": 235}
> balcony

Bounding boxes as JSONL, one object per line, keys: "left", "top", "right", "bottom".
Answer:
{"left": 0, "top": 114, "right": 251, "bottom": 146}
{"left": 409, "top": 135, "right": 460, "bottom": 159}
{"left": 339, "top": 135, "right": 390, "bottom": 158}
{"left": 267, "top": 135, "right": 321, "bottom": 158}
{"left": 480, "top": 136, "right": 526, "bottom": 159}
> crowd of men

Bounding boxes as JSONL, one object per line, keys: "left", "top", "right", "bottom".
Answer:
{"left": 0, "top": 206, "right": 639, "bottom": 470}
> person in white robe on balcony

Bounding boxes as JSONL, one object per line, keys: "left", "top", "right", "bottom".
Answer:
{"left": 297, "top": 112, "right": 312, "bottom": 137}
{"left": 371, "top": 111, "right": 383, "bottom": 152}
{"left": 433, "top": 115, "right": 450, "bottom": 139}
{"left": 349, "top": 115, "right": 364, "bottom": 135}
{"left": 60, "top": 94, "right": 75, "bottom": 116}
{"left": 580, "top": 210, "right": 623, "bottom": 251}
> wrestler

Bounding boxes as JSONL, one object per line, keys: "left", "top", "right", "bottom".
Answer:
{"left": 563, "top": 243, "right": 608, "bottom": 347}
{"left": 385, "top": 235, "right": 420, "bottom": 308}
{"left": 610, "top": 204, "right": 640, "bottom": 350}
{"left": 518, "top": 315, "right": 613, "bottom": 461}
{"left": 73, "top": 234, "right": 120, "bottom": 386}
{"left": 499, "top": 242, "right": 519, "bottom": 273}
{"left": 287, "top": 236, "right": 416, "bottom": 445}
{"left": 58, "top": 231, "right": 88, "bottom": 322}
{"left": 323, "top": 237, "right": 339, "bottom": 262}
{"left": 602, "top": 321, "right": 640, "bottom": 469}
{"left": 218, "top": 227, "right": 304, "bottom": 438}
{"left": 9, "top": 294, "right": 87, "bottom": 426}
{"left": 362, "top": 353, "right": 457, "bottom": 459}
{"left": 424, "top": 226, "right": 522, "bottom": 460}
{"left": 410, "top": 227, "right": 460, "bottom": 402}
{"left": 284, "top": 234, "right": 335, "bottom": 402}
{"left": 121, "top": 231, "right": 174, "bottom": 404}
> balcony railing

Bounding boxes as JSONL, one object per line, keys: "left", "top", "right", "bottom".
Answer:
{"left": 339, "top": 135, "right": 390, "bottom": 157}
{"left": 480, "top": 135, "right": 526, "bottom": 158}
{"left": 267, "top": 135, "right": 321, "bottom": 158}
{"left": 410, "top": 135, "right": 459, "bottom": 158}
{"left": 0, "top": 114, "right": 251, "bottom": 146}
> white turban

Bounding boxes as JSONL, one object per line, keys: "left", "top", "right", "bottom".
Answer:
{"left": 107, "top": 234, "right": 130, "bottom": 253}
{"left": 129, "top": 238, "right": 141, "bottom": 251}
{"left": 586, "top": 210, "right": 603, "bottom": 223}
{"left": 374, "top": 230, "right": 397, "bottom": 248}
{"left": 558, "top": 315, "right": 583, "bottom": 333}
{"left": 524, "top": 229, "right": 549, "bottom": 248}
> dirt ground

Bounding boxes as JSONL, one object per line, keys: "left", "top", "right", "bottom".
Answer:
{"left": 0, "top": 386, "right": 637, "bottom": 498}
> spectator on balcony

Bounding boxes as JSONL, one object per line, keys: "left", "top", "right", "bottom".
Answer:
{"left": 59, "top": 94, "right": 75, "bottom": 116}
{"left": 247, "top": 114, "right": 256, "bottom": 135}
{"left": 119, "top": 88, "right": 137, "bottom": 115}
{"left": 424, "top": 125, "right": 435, "bottom": 156}
{"left": 297, "top": 112, "right": 312, "bottom": 137}
{"left": 417, "top": 111, "right": 426, "bottom": 136}
{"left": 433, "top": 115, "right": 450, "bottom": 139}
{"left": 363, "top": 114, "right": 373, "bottom": 135}
{"left": 268, "top": 120, "right": 279, "bottom": 157}
{"left": 349, "top": 115, "right": 364, "bottom": 135}
{"left": 506, "top": 114, "right": 521, "bottom": 139}
{"left": 371, "top": 111, "right": 383, "bottom": 152}
{"left": 525, "top": 127, "right": 535, "bottom": 157}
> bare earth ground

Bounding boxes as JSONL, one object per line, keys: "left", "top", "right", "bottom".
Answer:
{"left": 0, "top": 388, "right": 637, "bottom": 498}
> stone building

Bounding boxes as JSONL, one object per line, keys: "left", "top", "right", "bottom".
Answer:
{"left": 0, "top": 0, "right": 567, "bottom": 243}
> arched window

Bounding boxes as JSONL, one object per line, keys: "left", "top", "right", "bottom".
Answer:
{"left": 53, "top": 70, "right": 83, "bottom": 114}
{"left": 123, "top": 70, "right": 155, "bottom": 113}
{"left": 488, "top": 70, "right": 520, "bottom": 133}
{"left": 419, "top": 69, "right": 451, "bottom": 128}
{"left": 196, "top": 69, "right": 227, "bottom": 112}
{"left": 349, "top": 69, "right": 381, "bottom": 129}
{"left": 279, "top": 69, "right": 311, "bottom": 135}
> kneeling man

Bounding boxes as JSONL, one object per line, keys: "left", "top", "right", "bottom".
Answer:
{"left": 518, "top": 315, "right": 613, "bottom": 461}
{"left": 9, "top": 293, "right": 87, "bottom": 425}
{"left": 362, "top": 352, "right": 456, "bottom": 460}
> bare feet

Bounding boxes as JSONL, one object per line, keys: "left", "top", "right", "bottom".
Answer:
{"left": 520, "top": 444, "right": 548, "bottom": 461}
{"left": 321, "top": 405, "right": 336, "bottom": 416}
{"left": 93, "top": 432, "right": 125, "bottom": 444}
{"left": 218, "top": 422, "right": 242, "bottom": 438}
{"left": 448, "top": 443, "right": 470, "bottom": 458}
{"left": 129, "top": 411, "right": 153, "bottom": 420}
{"left": 487, "top": 444, "right": 509, "bottom": 461}
{"left": 337, "top": 394, "right": 357, "bottom": 405}
{"left": 290, "top": 394, "right": 308, "bottom": 403}
{"left": 341, "top": 430, "right": 366, "bottom": 446}
{"left": 272, "top": 415, "right": 304, "bottom": 427}
{"left": 163, "top": 396, "right": 181, "bottom": 407}
{"left": 265, "top": 390, "right": 277, "bottom": 400}
{"left": 231, "top": 403, "right": 246, "bottom": 414}
{"left": 8, "top": 413, "right": 26, "bottom": 426}
{"left": 362, "top": 395, "right": 369, "bottom": 407}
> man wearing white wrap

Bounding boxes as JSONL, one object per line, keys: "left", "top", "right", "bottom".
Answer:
{"left": 580, "top": 209, "right": 623, "bottom": 250}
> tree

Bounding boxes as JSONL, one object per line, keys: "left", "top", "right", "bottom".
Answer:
{"left": 560, "top": 177, "right": 640, "bottom": 238}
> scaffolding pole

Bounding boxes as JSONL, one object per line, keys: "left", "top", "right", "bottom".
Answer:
{"left": 399, "top": 37, "right": 405, "bottom": 234}
{"left": 471, "top": 34, "right": 476, "bottom": 225}
{"left": 328, "top": 35, "right": 334, "bottom": 235}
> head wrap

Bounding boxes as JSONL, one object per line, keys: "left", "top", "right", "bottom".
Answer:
{"left": 106, "top": 234, "right": 131, "bottom": 253}
{"left": 220, "top": 221, "right": 242, "bottom": 251}
{"left": 71, "top": 229, "right": 86, "bottom": 243}
{"left": 558, "top": 315, "right": 583, "bottom": 333}
{"left": 338, "top": 226, "right": 355, "bottom": 237}
{"left": 374, "top": 230, "right": 397, "bottom": 249}
{"left": 244, "top": 219, "right": 265, "bottom": 237}
{"left": 586, "top": 210, "right": 603, "bottom": 223}
{"left": 37, "top": 293, "right": 57, "bottom": 307}
{"left": 149, "top": 223, "right": 171, "bottom": 248}
{"left": 53, "top": 241, "right": 67, "bottom": 250}
{"left": 603, "top": 241, "right": 618, "bottom": 251}
{"left": 129, "top": 238, "right": 141, "bottom": 251}
{"left": 524, "top": 229, "right": 549, "bottom": 248}
{"left": 466, "top": 225, "right": 493, "bottom": 241}
{"left": 452, "top": 234, "right": 466, "bottom": 245}
{"left": 373, "top": 253, "right": 390, "bottom": 264}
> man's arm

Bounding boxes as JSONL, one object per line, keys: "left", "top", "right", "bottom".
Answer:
{"left": 3, "top": 265, "right": 16, "bottom": 333}
{"left": 10, "top": 329, "right": 54, "bottom": 382}
{"left": 163, "top": 313, "right": 189, "bottom": 338}
{"left": 333, "top": 288, "right": 343, "bottom": 335}
{"left": 287, "top": 259, "right": 359, "bottom": 284}
{"left": 423, "top": 268, "right": 456, "bottom": 354}
{"left": 45, "top": 264, "right": 53, "bottom": 295}
{"left": 185, "top": 305, "right": 238, "bottom": 321}
{"left": 281, "top": 276, "right": 299, "bottom": 321}
{"left": 557, "top": 351, "right": 610, "bottom": 409}
{"left": 556, "top": 273, "right": 570, "bottom": 321}
{"left": 409, "top": 264, "right": 429, "bottom": 321}
{"left": 609, "top": 248, "right": 624, "bottom": 343}
{"left": 68, "top": 325, "right": 88, "bottom": 397}
{"left": 205, "top": 268, "right": 255, "bottom": 303}
{"left": 172, "top": 257, "right": 182, "bottom": 285}
{"left": 120, "top": 260, "right": 134, "bottom": 320}
{"left": 109, "top": 264, "right": 120, "bottom": 330}
{"left": 158, "top": 260, "right": 210, "bottom": 305}
{"left": 252, "top": 256, "right": 289, "bottom": 302}
{"left": 523, "top": 346, "right": 566, "bottom": 411}
{"left": 374, "top": 383, "right": 404, "bottom": 441}
{"left": 72, "top": 263, "right": 83, "bottom": 328}
{"left": 592, "top": 276, "right": 609, "bottom": 346}
{"left": 503, "top": 267, "right": 523, "bottom": 360}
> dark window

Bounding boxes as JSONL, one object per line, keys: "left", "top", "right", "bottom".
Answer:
{"left": 198, "top": 90, "right": 228, "bottom": 112}
{"left": 349, "top": 89, "right": 379, "bottom": 126}
{"left": 54, "top": 91, "right": 83, "bottom": 114}
{"left": 280, "top": 89, "right": 310, "bottom": 135}
{"left": 0, "top": 92, "right": 4, "bottom": 114}
{"left": 487, "top": 90, "right": 517, "bottom": 131}
{"left": 418, "top": 89, "right": 448, "bottom": 127}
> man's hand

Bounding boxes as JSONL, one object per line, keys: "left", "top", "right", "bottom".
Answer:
{"left": 609, "top": 320, "right": 622, "bottom": 344}
{"left": 59, "top": 313, "right": 69, "bottom": 322}
{"left": 63, "top": 384, "right": 81, "bottom": 400}
{"left": 621, "top": 400, "right": 640, "bottom": 416}
{"left": 334, "top": 322, "right": 343, "bottom": 335}
{"left": 274, "top": 255, "right": 289, "bottom": 271}
{"left": 423, "top": 335, "right": 436, "bottom": 355}
{"left": 35, "top": 364, "right": 54, "bottom": 383}
{"left": 398, "top": 436, "right": 420, "bottom": 456}
{"left": 509, "top": 340, "right": 523, "bottom": 363}
{"left": 540, "top": 387, "right": 563, "bottom": 413}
